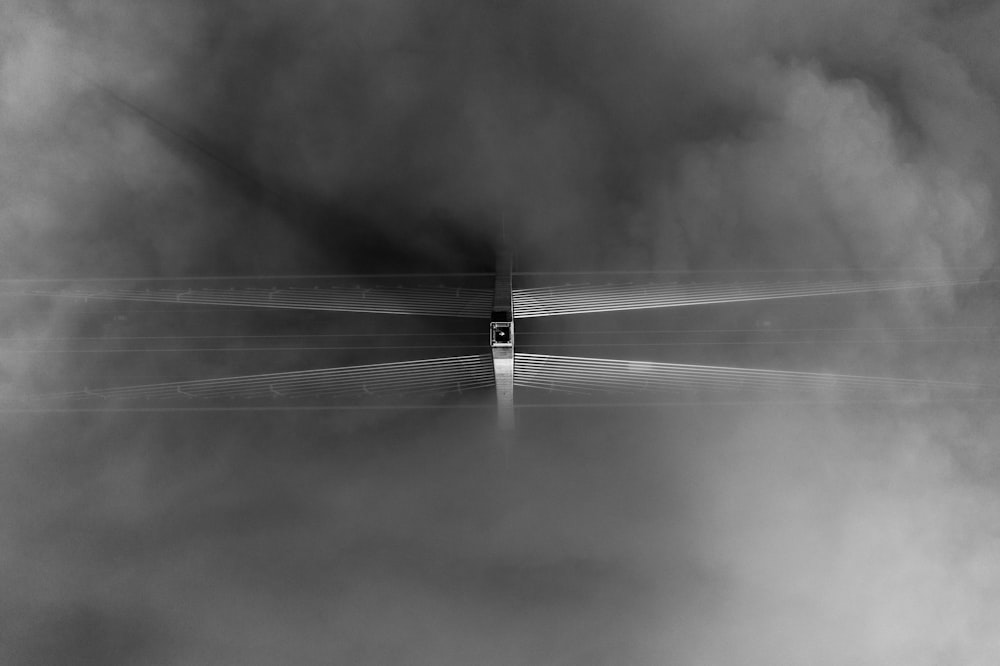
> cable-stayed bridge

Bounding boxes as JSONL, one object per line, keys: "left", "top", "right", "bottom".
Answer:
{"left": 8, "top": 255, "right": 999, "bottom": 429}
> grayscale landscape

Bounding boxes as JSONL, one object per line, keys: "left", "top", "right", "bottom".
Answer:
{"left": 2, "top": 1, "right": 1000, "bottom": 664}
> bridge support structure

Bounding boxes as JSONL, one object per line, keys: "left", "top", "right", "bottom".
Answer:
{"left": 490, "top": 248, "right": 514, "bottom": 430}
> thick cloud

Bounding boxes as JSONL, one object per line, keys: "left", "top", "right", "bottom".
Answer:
{"left": 3, "top": 0, "right": 1000, "bottom": 664}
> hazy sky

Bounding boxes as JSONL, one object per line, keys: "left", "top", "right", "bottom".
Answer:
{"left": 3, "top": 1, "right": 1000, "bottom": 664}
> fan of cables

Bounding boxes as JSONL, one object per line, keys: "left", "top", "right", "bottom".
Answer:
{"left": 513, "top": 353, "right": 993, "bottom": 398}
{"left": 38, "top": 355, "right": 495, "bottom": 402}
{"left": 511, "top": 276, "right": 983, "bottom": 318}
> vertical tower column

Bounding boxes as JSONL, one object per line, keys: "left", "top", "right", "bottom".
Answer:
{"left": 490, "top": 248, "right": 514, "bottom": 430}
